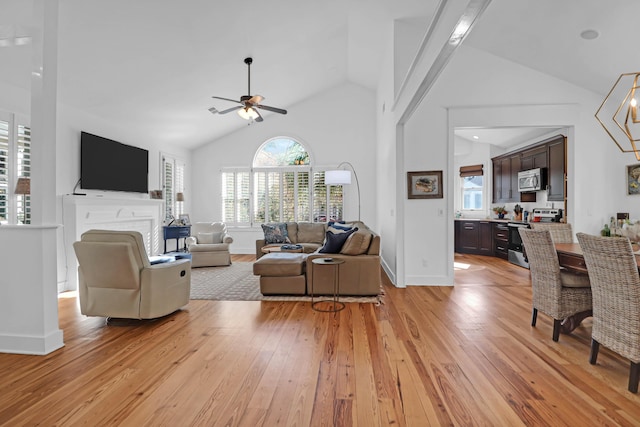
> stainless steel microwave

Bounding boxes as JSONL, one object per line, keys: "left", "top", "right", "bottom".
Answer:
{"left": 517, "top": 168, "right": 544, "bottom": 192}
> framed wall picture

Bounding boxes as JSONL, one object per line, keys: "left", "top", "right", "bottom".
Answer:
{"left": 407, "top": 170, "right": 443, "bottom": 199}
{"left": 178, "top": 214, "right": 191, "bottom": 225}
{"left": 627, "top": 164, "right": 640, "bottom": 195}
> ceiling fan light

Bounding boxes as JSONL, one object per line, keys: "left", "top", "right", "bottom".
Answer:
{"left": 238, "top": 107, "right": 259, "bottom": 120}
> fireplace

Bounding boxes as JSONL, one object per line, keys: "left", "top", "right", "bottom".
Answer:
{"left": 62, "top": 195, "right": 164, "bottom": 291}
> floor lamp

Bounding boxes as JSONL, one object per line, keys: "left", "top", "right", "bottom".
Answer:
{"left": 324, "top": 162, "right": 360, "bottom": 221}
{"left": 14, "top": 177, "right": 30, "bottom": 224}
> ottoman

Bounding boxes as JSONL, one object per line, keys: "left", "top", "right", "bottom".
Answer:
{"left": 253, "top": 252, "right": 306, "bottom": 295}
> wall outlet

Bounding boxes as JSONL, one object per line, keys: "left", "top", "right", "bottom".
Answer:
{"left": 438, "top": 208, "right": 444, "bottom": 217}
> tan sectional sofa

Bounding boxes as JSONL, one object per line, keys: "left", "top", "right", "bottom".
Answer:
{"left": 254, "top": 221, "right": 381, "bottom": 296}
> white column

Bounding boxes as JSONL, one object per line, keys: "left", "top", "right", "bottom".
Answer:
{"left": 0, "top": 0, "right": 63, "bottom": 355}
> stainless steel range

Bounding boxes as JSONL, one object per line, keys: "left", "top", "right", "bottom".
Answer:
{"left": 508, "top": 222, "right": 530, "bottom": 268}
{"left": 507, "top": 207, "right": 563, "bottom": 268}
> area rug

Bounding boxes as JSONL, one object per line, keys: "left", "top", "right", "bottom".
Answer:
{"left": 190, "top": 262, "right": 382, "bottom": 304}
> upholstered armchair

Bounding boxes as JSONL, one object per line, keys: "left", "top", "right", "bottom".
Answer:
{"left": 185, "top": 222, "right": 233, "bottom": 267}
{"left": 72, "top": 229, "right": 191, "bottom": 320}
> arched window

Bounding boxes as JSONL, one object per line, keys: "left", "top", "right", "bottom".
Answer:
{"left": 222, "top": 137, "right": 343, "bottom": 226}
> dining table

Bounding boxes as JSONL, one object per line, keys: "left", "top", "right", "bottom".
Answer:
{"left": 555, "top": 242, "right": 640, "bottom": 273}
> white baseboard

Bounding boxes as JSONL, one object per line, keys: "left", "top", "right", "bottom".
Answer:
{"left": 0, "top": 330, "right": 64, "bottom": 355}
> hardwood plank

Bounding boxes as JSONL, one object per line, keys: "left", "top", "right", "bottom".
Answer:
{"left": 1, "top": 254, "right": 640, "bottom": 425}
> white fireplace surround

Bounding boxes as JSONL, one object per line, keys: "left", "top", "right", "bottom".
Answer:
{"left": 62, "top": 195, "right": 164, "bottom": 292}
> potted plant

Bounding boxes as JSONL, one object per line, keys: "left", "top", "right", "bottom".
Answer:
{"left": 493, "top": 206, "right": 508, "bottom": 219}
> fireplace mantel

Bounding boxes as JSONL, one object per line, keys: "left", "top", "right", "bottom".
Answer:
{"left": 62, "top": 195, "right": 164, "bottom": 291}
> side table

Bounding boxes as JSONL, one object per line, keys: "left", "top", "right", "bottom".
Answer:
{"left": 163, "top": 225, "right": 191, "bottom": 253}
{"left": 311, "top": 258, "right": 345, "bottom": 313}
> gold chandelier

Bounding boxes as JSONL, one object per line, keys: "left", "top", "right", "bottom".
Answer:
{"left": 596, "top": 72, "right": 640, "bottom": 161}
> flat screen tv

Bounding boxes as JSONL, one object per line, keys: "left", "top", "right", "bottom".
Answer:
{"left": 80, "top": 131, "right": 149, "bottom": 193}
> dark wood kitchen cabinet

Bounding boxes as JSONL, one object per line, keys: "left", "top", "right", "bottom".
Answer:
{"left": 455, "top": 220, "right": 493, "bottom": 255}
{"left": 520, "top": 145, "right": 547, "bottom": 171}
{"left": 547, "top": 136, "right": 566, "bottom": 201}
{"left": 492, "top": 134, "right": 566, "bottom": 204}
{"left": 492, "top": 154, "right": 520, "bottom": 203}
{"left": 493, "top": 222, "right": 509, "bottom": 260}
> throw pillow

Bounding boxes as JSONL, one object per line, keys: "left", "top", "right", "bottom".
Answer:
{"left": 319, "top": 227, "right": 357, "bottom": 253}
{"left": 328, "top": 225, "right": 353, "bottom": 234}
{"left": 340, "top": 231, "right": 372, "bottom": 255}
{"left": 198, "top": 232, "right": 223, "bottom": 244}
{"left": 328, "top": 221, "right": 355, "bottom": 230}
{"left": 261, "top": 223, "right": 290, "bottom": 244}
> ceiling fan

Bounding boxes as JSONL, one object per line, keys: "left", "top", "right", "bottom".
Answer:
{"left": 209, "top": 57, "right": 287, "bottom": 122}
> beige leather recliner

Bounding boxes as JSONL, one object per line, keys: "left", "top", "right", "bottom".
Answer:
{"left": 185, "top": 222, "right": 233, "bottom": 267}
{"left": 73, "top": 229, "right": 191, "bottom": 319}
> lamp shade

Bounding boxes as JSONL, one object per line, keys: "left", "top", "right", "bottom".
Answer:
{"left": 176, "top": 192, "right": 184, "bottom": 202}
{"left": 14, "top": 177, "right": 30, "bottom": 195}
{"left": 325, "top": 170, "right": 351, "bottom": 185}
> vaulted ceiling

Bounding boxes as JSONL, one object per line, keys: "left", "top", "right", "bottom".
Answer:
{"left": 1, "top": 0, "right": 637, "bottom": 149}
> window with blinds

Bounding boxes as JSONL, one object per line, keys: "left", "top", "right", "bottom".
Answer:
{"left": 162, "top": 153, "right": 185, "bottom": 220}
{"left": 460, "top": 164, "right": 484, "bottom": 210}
{"left": 0, "top": 115, "right": 31, "bottom": 225}
{"left": 221, "top": 137, "right": 343, "bottom": 227}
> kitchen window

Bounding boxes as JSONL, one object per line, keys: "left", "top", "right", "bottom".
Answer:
{"left": 460, "top": 164, "right": 484, "bottom": 211}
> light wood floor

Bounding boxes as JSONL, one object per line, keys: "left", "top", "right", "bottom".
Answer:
{"left": 1, "top": 254, "right": 640, "bottom": 426}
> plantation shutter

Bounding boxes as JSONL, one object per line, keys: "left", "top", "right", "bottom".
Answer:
{"left": 17, "top": 125, "right": 31, "bottom": 224}
{"left": 0, "top": 120, "right": 8, "bottom": 223}
{"left": 297, "top": 171, "right": 310, "bottom": 221}
{"left": 163, "top": 157, "right": 174, "bottom": 219}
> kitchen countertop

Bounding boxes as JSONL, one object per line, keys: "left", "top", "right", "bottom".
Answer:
{"left": 455, "top": 218, "right": 515, "bottom": 223}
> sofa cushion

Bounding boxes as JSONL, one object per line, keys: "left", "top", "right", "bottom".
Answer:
{"left": 297, "top": 222, "right": 326, "bottom": 244}
{"left": 261, "top": 223, "right": 290, "bottom": 244}
{"left": 198, "top": 231, "right": 222, "bottom": 244}
{"left": 340, "top": 231, "right": 372, "bottom": 255}
{"left": 253, "top": 253, "right": 305, "bottom": 276}
{"left": 319, "top": 228, "right": 357, "bottom": 253}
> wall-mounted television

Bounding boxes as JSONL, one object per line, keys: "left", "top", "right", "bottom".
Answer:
{"left": 80, "top": 131, "right": 149, "bottom": 193}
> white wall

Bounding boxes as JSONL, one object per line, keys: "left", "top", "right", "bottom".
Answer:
{"left": 190, "top": 82, "right": 377, "bottom": 254}
{"left": 379, "top": 40, "right": 631, "bottom": 287}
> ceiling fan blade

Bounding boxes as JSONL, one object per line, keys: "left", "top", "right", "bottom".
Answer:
{"left": 254, "top": 109, "right": 264, "bottom": 122}
{"left": 255, "top": 104, "right": 287, "bottom": 115}
{"left": 208, "top": 106, "right": 219, "bottom": 114}
{"left": 211, "top": 96, "right": 241, "bottom": 104}
{"left": 249, "top": 95, "right": 264, "bottom": 105}
{"left": 218, "top": 105, "right": 243, "bottom": 114}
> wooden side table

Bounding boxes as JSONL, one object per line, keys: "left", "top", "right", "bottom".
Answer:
{"left": 311, "top": 258, "right": 345, "bottom": 313}
{"left": 163, "top": 225, "right": 191, "bottom": 253}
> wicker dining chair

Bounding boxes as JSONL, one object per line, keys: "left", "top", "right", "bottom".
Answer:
{"left": 530, "top": 222, "right": 574, "bottom": 244}
{"left": 576, "top": 232, "right": 640, "bottom": 393}
{"left": 519, "top": 228, "right": 592, "bottom": 342}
